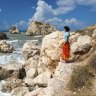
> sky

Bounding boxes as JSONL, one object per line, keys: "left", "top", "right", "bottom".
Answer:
{"left": 0, "top": 0, "right": 96, "bottom": 30}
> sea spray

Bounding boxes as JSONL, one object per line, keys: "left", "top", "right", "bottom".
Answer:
{"left": 0, "top": 39, "right": 39, "bottom": 65}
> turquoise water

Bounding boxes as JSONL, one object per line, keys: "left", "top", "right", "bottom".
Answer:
{"left": 6, "top": 32, "right": 43, "bottom": 42}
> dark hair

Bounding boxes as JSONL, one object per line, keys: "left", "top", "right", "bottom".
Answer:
{"left": 64, "top": 26, "right": 70, "bottom": 32}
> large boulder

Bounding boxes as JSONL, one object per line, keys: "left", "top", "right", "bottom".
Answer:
{"left": 0, "top": 41, "right": 14, "bottom": 53}
{"left": 46, "top": 78, "right": 72, "bottom": 96}
{"left": 38, "top": 31, "right": 64, "bottom": 73}
{"left": 0, "top": 79, "right": 24, "bottom": 93}
{"left": 71, "top": 35, "right": 92, "bottom": 54}
{"left": 71, "top": 35, "right": 93, "bottom": 61}
{"left": 25, "top": 20, "right": 56, "bottom": 36}
{"left": 9, "top": 26, "right": 19, "bottom": 34}
{"left": 0, "top": 32, "right": 8, "bottom": 40}
{"left": 0, "top": 63, "right": 26, "bottom": 80}
{"left": 24, "top": 57, "right": 39, "bottom": 72}
{"left": 54, "top": 62, "right": 75, "bottom": 84}
{"left": 33, "top": 71, "right": 52, "bottom": 87}
{"left": 22, "top": 42, "right": 40, "bottom": 60}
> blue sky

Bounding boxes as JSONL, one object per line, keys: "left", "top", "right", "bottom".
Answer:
{"left": 0, "top": 0, "right": 96, "bottom": 30}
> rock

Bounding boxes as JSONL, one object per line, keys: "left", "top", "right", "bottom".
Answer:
{"left": 38, "top": 79, "right": 72, "bottom": 96}
{"left": 9, "top": 26, "right": 19, "bottom": 34}
{"left": 25, "top": 79, "right": 71, "bottom": 96}
{"left": 25, "top": 88, "right": 42, "bottom": 96}
{"left": 26, "top": 20, "right": 56, "bottom": 36}
{"left": 0, "top": 63, "right": 26, "bottom": 80}
{"left": 70, "top": 32, "right": 80, "bottom": 44}
{"left": 0, "top": 32, "right": 8, "bottom": 40}
{"left": 24, "top": 57, "right": 39, "bottom": 80}
{"left": 24, "top": 78, "right": 35, "bottom": 86}
{"left": 92, "top": 77, "right": 96, "bottom": 95}
{"left": 33, "top": 71, "right": 52, "bottom": 87}
{"left": 23, "top": 42, "right": 40, "bottom": 60}
{"left": 0, "top": 41, "right": 14, "bottom": 53}
{"left": 24, "top": 57, "right": 39, "bottom": 87}
{"left": 38, "top": 31, "right": 64, "bottom": 73}
{"left": 92, "top": 29, "right": 96, "bottom": 38}
{"left": 11, "top": 87, "right": 29, "bottom": 96}
{"left": 71, "top": 35, "right": 92, "bottom": 54}
{"left": 77, "top": 35, "right": 92, "bottom": 45}
{"left": 24, "top": 57, "right": 39, "bottom": 71}
{"left": 0, "top": 79, "right": 24, "bottom": 93}
{"left": 75, "top": 25, "right": 96, "bottom": 37}
{"left": 54, "top": 62, "right": 75, "bottom": 84}
{"left": 26, "top": 68, "right": 38, "bottom": 79}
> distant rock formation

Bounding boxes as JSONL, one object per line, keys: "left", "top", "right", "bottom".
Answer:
{"left": 0, "top": 32, "right": 8, "bottom": 40}
{"left": 9, "top": 26, "right": 20, "bottom": 34}
{"left": 75, "top": 24, "right": 96, "bottom": 36}
{"left": 25, "top": 20, "right": 56, "bottom": 36}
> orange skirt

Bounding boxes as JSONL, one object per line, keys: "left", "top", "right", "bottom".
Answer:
{"left": 61, "top": 42, "right": 70, "bottom": 61}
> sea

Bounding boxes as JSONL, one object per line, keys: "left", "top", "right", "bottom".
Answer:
{"left": 0, "top": 31, "right": 43, "bottom": 96}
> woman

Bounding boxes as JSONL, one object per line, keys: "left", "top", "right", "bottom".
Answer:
{"left": 60, "top": 26, "right": 70, "bottom": 63}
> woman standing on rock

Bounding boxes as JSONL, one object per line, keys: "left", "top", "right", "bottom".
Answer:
{"left": 60, "top": 26, "right": 70, "bottom": 63}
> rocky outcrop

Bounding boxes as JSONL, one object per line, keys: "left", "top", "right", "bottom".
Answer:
{"left": 75, "top": 25, "right": 96, "bottom": 37}
{"left": 25, "top": 54, "right": 96, "bottom": 96}
{"left": 0, "top": 41, "right": 14, "bottom": 53}
{"left": 0, "top": 32, "right": 8, "bottom": 40}
{"left": 9, "top": 26, "right": 19, "bottom": 34}
{"left": 26, "top": 20, "right": 56, "bottom": 36}
{"left": 22, "top": 42, "right": 40, "bottom": 60}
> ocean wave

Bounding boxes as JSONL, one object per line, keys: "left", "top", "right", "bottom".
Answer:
{"left": 0, "top": 51, "right": 25, "bottom": 65}
{"left": 0, "top": 92, "right": 11, "bottom": 96}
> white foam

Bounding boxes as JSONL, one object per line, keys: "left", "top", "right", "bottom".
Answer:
{"left": 34, "top": 35, "right": 42, "bottom": 37}
{"left": 0, "top": 51, "right": 25, "bottom": 65}
{"left": 0, "top": 92, "right": 11, "bottom": 96}
{"left": 6, "top": 40, "right": 19, "bottom": 49}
